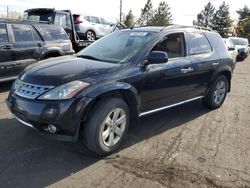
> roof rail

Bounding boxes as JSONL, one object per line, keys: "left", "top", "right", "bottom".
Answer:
{"left": 0, "top": 18, "right": 51, "bottom": 24}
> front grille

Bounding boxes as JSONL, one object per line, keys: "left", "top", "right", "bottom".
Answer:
{"left": 14, "top": 80, "right": 54, "bottom": 99}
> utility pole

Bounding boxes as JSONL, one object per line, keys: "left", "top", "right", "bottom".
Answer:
{"left": 7, "top": 6, "right": 9, "bottom": 19}
{"left": 119, "top": 0, "right": 122, "bottom": 22}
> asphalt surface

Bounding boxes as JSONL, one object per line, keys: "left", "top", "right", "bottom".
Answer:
{"left": 0, "top": 56, "right": 250, "bottom": 188}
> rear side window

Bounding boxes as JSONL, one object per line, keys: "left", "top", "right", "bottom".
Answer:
{"left": 38, "top": 25, "right": 69, "bottom": 40}
{"left": 187, "top": 32, "right": 212, "bottom": 55}
{"left": 0, "top": 24, "right": 8, "bottom": 43}
{"left": 84, "top": 16, "right": 90, "bottom": 22}
{"left": 90, "top": 16, "right": 101, "bottom": 24}
{"left": 12, "top": 24, "right": 33, "bottom": 42}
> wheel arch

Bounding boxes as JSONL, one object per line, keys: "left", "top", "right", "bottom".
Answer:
{"left": 210, "top": 69, "right": 232, "bottom": 93}
{"left": 82, "top": 83, "right": 139, "bottom": 119}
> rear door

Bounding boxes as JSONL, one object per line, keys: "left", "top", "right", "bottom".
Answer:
{"left": 0, "top": 23, "right": 14, "bottom": 80}
{"left": 90, "top": 16, "right": 105, "bottom": 36}
{"left": 187, "top": 32, "right": 216, "bottom": 98}
{"left": 11, "top": 24, "right": 43, "bottom": 75}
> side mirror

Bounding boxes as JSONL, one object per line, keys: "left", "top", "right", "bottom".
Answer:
{"left": 228, "top": 47, "right": 235, "bottom": 51}
{"left": 144, "top": 51, "right": 168, "bottom": 67}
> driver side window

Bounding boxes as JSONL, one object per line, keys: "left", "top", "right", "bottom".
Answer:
{"left": 152, "top": 33, "right": 186, "bottom": 58}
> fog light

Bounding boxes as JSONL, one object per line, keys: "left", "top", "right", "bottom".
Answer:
{"left": 48, "top": 124, "right": 57, "bottom": 134}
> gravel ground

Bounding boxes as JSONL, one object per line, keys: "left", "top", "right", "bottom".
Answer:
{"left": 0, "top": 56, "right": 250, "bottom": 188}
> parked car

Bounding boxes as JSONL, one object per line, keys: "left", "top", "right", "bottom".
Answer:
{"left": 73, "top": 14, "right": 126, "bottom": 41}
{"left": 6, "top": 26, "right": 233, "bottom": 155}
{"left": 24, "top": 8, "right": 94, "bottom": 52}
{"left": 223, "top": 38, "right": 238, "bottom": 68}
{"left": 229, "top": 37, "right": 249, "bottom": 61}
{"left": 0, "top": 20, "right": 74, "bottom": 83}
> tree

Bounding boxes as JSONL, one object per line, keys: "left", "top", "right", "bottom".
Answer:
{"left": 124, "top": 10, "right": 135, "bottom": 27}
{"left": 151, "top": 1, "right": 172, "bottom": 26}
{"left": 193, "top": 2, "right": 215, "bottom": 28}
{"left": 139, "top": 0, "right": 154, "bottom": 26}
{"left": 211, "top": 1, "right": 233, "bottom": 37}
{"left": 236, "top": 5, "right": 250, "bottom": 21}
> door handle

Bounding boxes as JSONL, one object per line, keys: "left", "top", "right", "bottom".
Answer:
{"left": 3, "top": 45, "right": 12, "bottom": 50}
{"left": 181, "top": 67, "right": 194, "bottom": 73}
{"left": 212, "top": 62, "right": 219, "bottom": 66}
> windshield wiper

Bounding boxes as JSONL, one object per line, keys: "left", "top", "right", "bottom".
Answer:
{"left": 77, "top": 55, "right": 102, "bottom": 61}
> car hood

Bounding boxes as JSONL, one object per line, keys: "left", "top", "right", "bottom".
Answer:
{"left": 20, "top": 55, "right": 121, "bottom": 86}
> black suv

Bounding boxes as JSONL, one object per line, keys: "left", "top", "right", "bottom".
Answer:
{"left": 0, "top": 20, "right": 74, "bottom": 82}
{"left": 6, "top": 26, "right": 233, "bottom": 155}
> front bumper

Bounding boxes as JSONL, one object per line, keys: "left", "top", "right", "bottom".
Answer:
{"left": 6, "top": 92, "right": 92, "bottom": 142}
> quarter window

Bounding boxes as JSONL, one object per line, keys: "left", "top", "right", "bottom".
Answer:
{"left": 12, "top": 24, "right": 33, "bottom": 42}
{"left": 188, "top": 32, "right": 212, "bottom": 55}
{"left": 0, "top": 24, "right": 8, "bottom": 43}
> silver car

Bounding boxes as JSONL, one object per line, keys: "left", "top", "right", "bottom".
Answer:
{"left": 223, "top": 38, "right": 238, "bottom": 68}
{"left": 73, "top": 15, "right": 115, "bottom": 41}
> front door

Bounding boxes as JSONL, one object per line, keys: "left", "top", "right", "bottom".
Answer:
{"left": 141, "top": 32, "right": 192, "bottom": 112}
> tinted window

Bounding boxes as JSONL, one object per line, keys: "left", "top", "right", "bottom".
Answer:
{"left": 91, "top": 16, "right": 101, "bottom": 24}
{"left": 0, "top": 24, "right": 8, "bottom": 43}
{"left": 12, "top": 24, "right": 33, "bottom": 42}
{"left": 188, "top": 32, "right": 212, "bottom": 55}
{"left": 205, "top": 32, "right": 228, "bottom": 58}
{"left": 152, "top": 33, "right": 185, "bottom": 58}
{"left": 31, "top": 26, "right": 42, "bottom": 41}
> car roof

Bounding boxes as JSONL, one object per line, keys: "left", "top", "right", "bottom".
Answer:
{"left": 125, "top": 25, "right": 216, "bottom": 34}
{"left": 24, "top": 8, "right": 55, "bottom": 12}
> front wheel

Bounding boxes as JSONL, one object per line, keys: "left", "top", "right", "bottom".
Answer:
{"left": 202, "top": 75, "right": 228, "bottom": 109}
{"left": 83, "top": 98, "right": 130, "bottom": 156}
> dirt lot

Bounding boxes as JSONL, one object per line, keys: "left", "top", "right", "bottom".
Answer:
{"left": 0, "top": 56, "right": 250, "bottom": 188}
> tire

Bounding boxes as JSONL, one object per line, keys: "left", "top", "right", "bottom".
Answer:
{"left": 83, "top": 98, "right": 130, "bottom": 156}
{"left": 86, "top": 30, "right": 96, "bottom": 41}
{"left": 202, "top": 75, "right": 228, "bottom": 109}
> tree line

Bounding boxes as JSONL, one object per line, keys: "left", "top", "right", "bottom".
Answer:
{"left": 124, "top": 0, "right": 172, "bottom": 28}
{"left": 123, "top": 0, "right": 249, "bottom": 40}
{"left": 193, "top": 1, "right": 249, "bottom": 39}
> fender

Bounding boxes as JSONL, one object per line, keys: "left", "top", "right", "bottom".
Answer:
{"left": 77, "top": 81, "right": 140, "bottom": 120}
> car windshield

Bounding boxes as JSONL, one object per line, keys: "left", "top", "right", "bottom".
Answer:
{"left": 77, "top": 31, "right": 153, "bottom": 63}
{"left": 231, "top": 38, "right": 248, "bottom": 46}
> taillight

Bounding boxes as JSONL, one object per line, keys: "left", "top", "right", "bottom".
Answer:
{"left": 76, "top": 16, "right": 83, "bottom": 24}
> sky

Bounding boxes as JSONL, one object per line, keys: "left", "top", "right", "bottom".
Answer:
{"left": 0, "top": 0, "right": 249, "bottom": 25}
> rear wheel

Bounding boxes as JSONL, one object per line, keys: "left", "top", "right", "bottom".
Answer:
{"left": 86, "top": 30, "right": 96, "bottom": 41}
{"left": 202, "top": 75, "right": 228, "bottom": 109}
{"left": 83, "top": 98, "right": 130, "bottom": 156}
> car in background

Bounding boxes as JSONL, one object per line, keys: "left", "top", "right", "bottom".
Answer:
{"left": 229, "top": 37, "right": 249, "bottom": 61}
{"left": 0, "top": 20, "right": 74, "bottom": 82}
{"left": 73, "top": 14, "right": 126, "bottom": 41}
{"left": 223, "top": 38, "right": 238, "bottom": 68}
{"left": 6, "top": 26, "right": 233, "bottom": 155}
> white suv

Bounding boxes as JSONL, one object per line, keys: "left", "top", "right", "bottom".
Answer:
{"left": 73, "top": 15, "right": 115, "bottom": 41}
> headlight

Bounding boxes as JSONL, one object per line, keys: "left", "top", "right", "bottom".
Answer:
{"left": 38, "top": 80, "right": 89, "bottom": 100}
{"left": 12, "top": 79, "right": 23, "bottom": 91}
